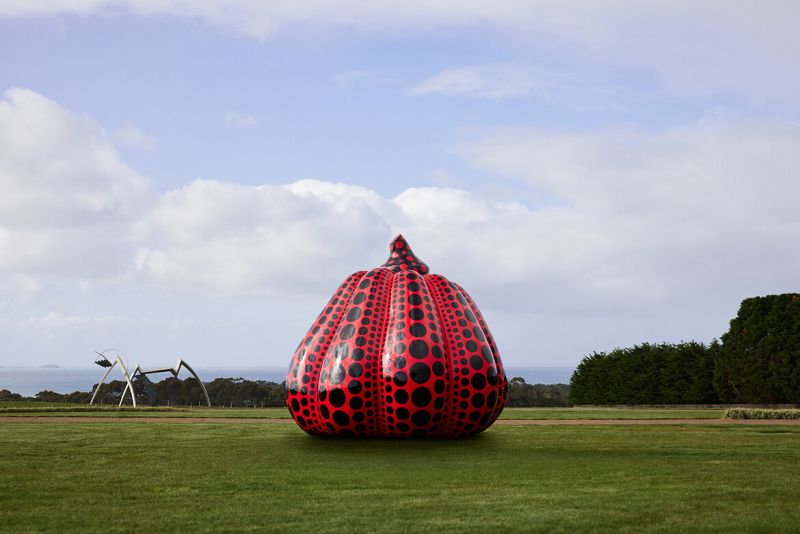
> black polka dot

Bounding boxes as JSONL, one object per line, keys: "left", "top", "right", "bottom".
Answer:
{"left": 471, "top": 393, "right": 485, "bottom": 408}
{"left": 434, "top": 380, "right": 445, "bottom": 394}
{"left": 394, "top": 389, "right": 409, "bottom": 403}
{"left": 409, "top": 340, "right": 429, "bottom": 359}
{"left": 358, "top": 279, "right": 371, "bottom": 289}
{"left": 397, "top": 422, "right": 409, "bottom": 432}
{"left": 481, "top": 345, "right": 494, "bottom": 363}
{"left": 487, "top": 366, "right": 498, "bottom": 385}
{"left": 394, "top": 343, "right": 406, "bottom": 354}
{"left": 407, "top": 281, "right": 420, "bottom": 291}
{"left": 394, "top": 356, "right": 407, "bottom": 369}
{"left": 408, "top": 294, "right": 423, "bottom": 306}
{"left": 353, "top": 292, "right": 366, "bottom": 304}
{"left": 412, "top": 387, "right": 432, "bottom": 407}
{"left": 320, "top": 405, "right": 330, "bottom": 418}
{"left": 469, "top": 355, "right": 483, "bottom": 370}
{"left": 466, "top": 340, "right": 478, "bottom": 352}
{"left": 393, "top": 372, "right": 408, "bottom": 387}
{"left": 332, "top": 410, "right": 350, "bottom": 426}
{"left": 473, "top": 325, "right": 486, "bottom": 342}
{"left": 351, "top": 348, "right": 365, "bottom": 361}
{"left": 487, "top": 390, "right": 497, "bottom": 408}
{"left": 431, "top": 346, "right": 443, "bottom": 359}
{"left": 409, "top": 308, "right": 425, "bottom": 321}
{"left": 409, "top": 362, "right": 430, "bottom": 383}
{"left": 349, "top": 397, "right": 363, "bottom": 410}
{"left": 339, "top": 324, "right": 355, "bottom": 340}
{"left": 412, "top": 410, "right": 431, "bottom": 426}
{"left": 396, "top": 407, "right": 409, "bottom": 420}
{"left": 348, "top": 381, "right": 362, "bottom": 395}
{"left": 348, "top": 363, "right": 363, "bottom": 378}
{"left": 432, "top": 361, "right": 445, "bottom": 376}
{"left": 471, "top": 374, "right": 486, "bottom": 389}
{"left": 465, "top": 309, "right": 477, "bottom": 323}
{"left": 409, "top": 323, "right": 426, "bottom": 337}
{"left": 329, "top": 389, "right": 346, "bottom": 407}
{"left": 346, "top": 307, "right": 362, "bottom": 322}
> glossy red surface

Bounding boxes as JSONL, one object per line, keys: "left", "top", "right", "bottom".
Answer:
{"left": 286, "top": 235, "right": 507, "bottom": 438}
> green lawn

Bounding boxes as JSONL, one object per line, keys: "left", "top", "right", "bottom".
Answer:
{"left": 2, "top": 422, "right": 799, "bottom": 532}
{"left": 0, "top": 404, "right": 724, "bottom": 420}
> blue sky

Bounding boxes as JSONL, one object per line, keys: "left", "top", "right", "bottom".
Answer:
{"left": 1, "top": 1, "right": 799, "bottom": 372}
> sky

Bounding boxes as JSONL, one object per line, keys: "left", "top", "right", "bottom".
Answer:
{"left": 1, "top": 1, "right": 799, "bottom": 370}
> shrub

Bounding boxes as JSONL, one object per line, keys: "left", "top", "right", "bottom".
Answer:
{"left": 724, "top": 407, "right": 800, "bottom": 420}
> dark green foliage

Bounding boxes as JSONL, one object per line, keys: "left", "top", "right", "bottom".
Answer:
{"left": 34, "top": 389, "right": 91, "bottom": 403}
{"left": 505, "top": 378, "right": 569, "bottom": 407}
{"left": 714, "top": 293, "right": 800, "bottom": 403}
{"left": 17, "top": 377, "right": 289, "bottom": 407}
{"left": 569, "top": 342, "right": 718, "bottom": 405}
{"left": 0, "top": 389, "right": 22, "bottom": 401}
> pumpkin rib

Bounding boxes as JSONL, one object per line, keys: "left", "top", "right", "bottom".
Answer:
{"left": 286, "top": 270, "right": 366, "bottom": 435}
{"left": 374, "top": 268, "right": 394, "bottom": 437}
{"left": 316, "top": 268, "right": 392, "bottom": 436}
{"left": 453, "top": 283, "right": 508, "bottom": 429}
{"left": 427, "top": 275, "right": 501, "bottom": 435}
{"left": 380, "top": 269, "right": 447, "bottom": 437}
{"left": 422, "top": 274, "right": 458, "bottom": 437}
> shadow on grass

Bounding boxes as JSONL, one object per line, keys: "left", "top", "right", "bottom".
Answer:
{"left": 279, "top": 427, "right": 502, "bottom": 460}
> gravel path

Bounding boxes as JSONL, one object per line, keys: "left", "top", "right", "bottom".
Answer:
{"left": 1, "top": 416, "right": 799, "bottom": 425}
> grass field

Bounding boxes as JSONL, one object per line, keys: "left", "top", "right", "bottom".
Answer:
{"left": 0, "top": 404, "right": 724, "bottom": 420}
{"left": 2, "top": 419, "right": 799, "bottom": 532}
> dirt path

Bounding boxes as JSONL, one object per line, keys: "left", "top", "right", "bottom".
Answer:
{"left": 1, "top": 416, "right": 799, "bottom": 425}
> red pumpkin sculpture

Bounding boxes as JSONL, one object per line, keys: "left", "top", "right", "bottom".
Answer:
{"left": 286, "top": 235, "right": 507, "bottom": 437}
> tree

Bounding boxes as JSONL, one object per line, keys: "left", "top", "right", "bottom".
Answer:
{"left": 714, "top": 294, "right": 800, "bottom": 403}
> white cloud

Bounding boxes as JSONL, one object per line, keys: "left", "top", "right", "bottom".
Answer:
{"left": 112, "top": 123, "right": 157, "bottom": 150}
{"left": 333, "top": 69, "right": 371, "bottom": 87}
{"left": 409, "top": 61, "right": 628, "bottom": 111}
{"left": 410, "top": 61, "right": 555, "bottom": 99}
{"left": 133, "top": 179, "right": 392, "bottom": 296}
{"left": 0, "top": 88, "right": 152, "bottom": 282}
{"left": 223, "top": 111, "right": 258, "bottom": 129}
{"left": 456, "top": 115, "right": 800, "bottom": 312}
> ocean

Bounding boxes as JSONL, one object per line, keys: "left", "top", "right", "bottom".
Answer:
{"left": 0, "top": 365, "right": 574, "bottom": 396}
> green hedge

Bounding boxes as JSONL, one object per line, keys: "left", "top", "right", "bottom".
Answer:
{"left": 569, "top": 342, "right": 718, "bottom": 405}
{"left": 724, "top": 408, "right": 800, "bottom": 419}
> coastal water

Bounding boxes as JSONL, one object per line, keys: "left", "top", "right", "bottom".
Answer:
{"left": 0, "top": 366, "right": 574, "bottom": 396}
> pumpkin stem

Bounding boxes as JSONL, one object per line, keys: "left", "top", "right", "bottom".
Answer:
{"left": 381, "top": 234, "right": 429, "bottom": 274}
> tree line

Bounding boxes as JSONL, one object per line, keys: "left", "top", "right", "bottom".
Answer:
{"left": 570, "top": 294, "right": 800, "bottom": 405}
{"left": 2, "top": 376, "right": 570, "bottom": 407}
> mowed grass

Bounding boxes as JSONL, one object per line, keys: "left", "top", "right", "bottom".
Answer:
{"left": 0, "top": 404, "right": 724, "bottom": 420}
{"left": 2, "top": 422, "right": 799, "bottom": 532}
